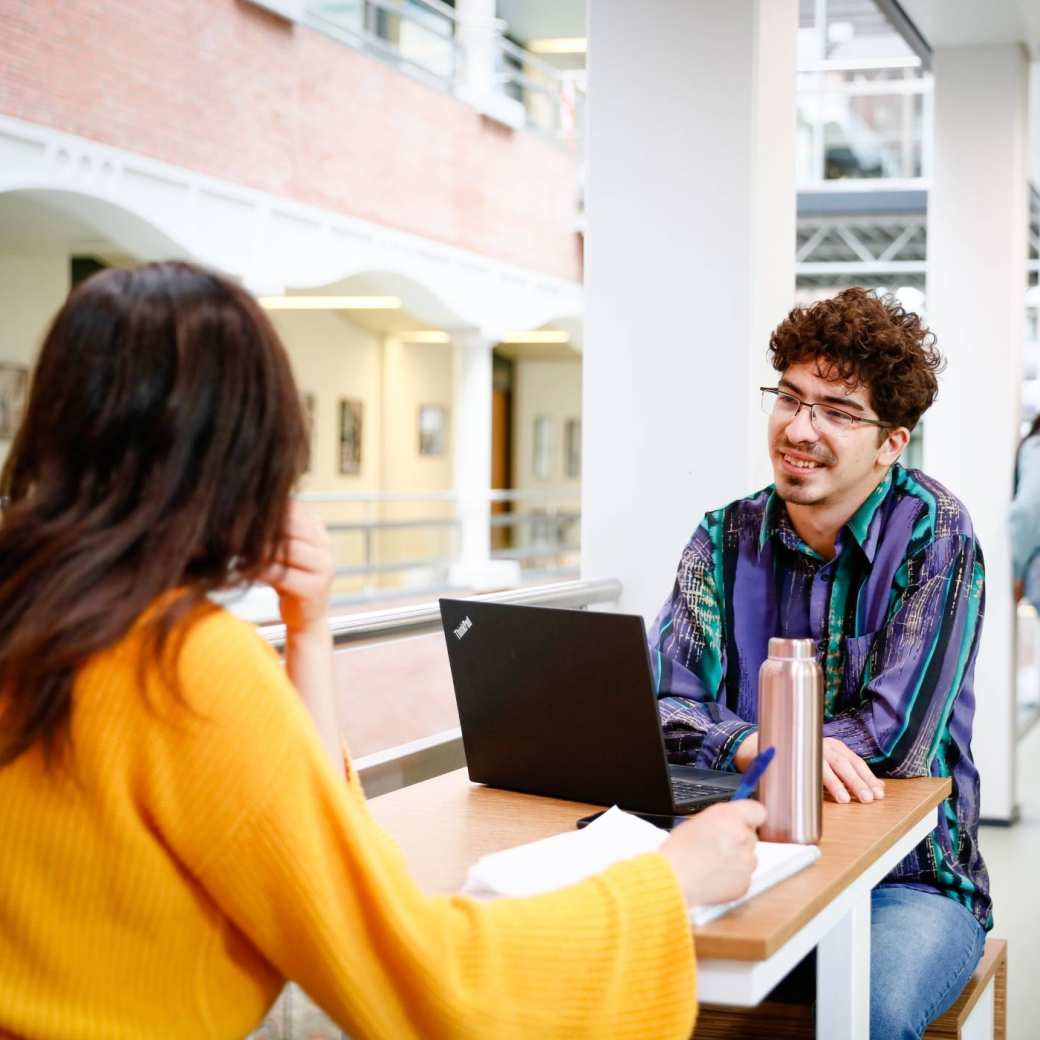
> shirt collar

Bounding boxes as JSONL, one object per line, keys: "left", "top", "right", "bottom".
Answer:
{"left": 758, "top": 466, "right": 896, "bottom": 563}
{"left": 844, "top": 467, "right": 894, "bottom": 562}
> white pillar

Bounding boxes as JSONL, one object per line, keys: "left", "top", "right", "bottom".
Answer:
{"left": 582, "top": 0, "right": 797, "bottom": 619}
{"left": 925, "top": 44, "right": 1029, "bottom": 823}
{"left": 451, "top": 332, "right": 520, "bottom": 589}
{"left": 454, "top": 0, "right": 524, "bottom": 128}
{"left": 454, "top": 0, "right": 496, "bottom": 98}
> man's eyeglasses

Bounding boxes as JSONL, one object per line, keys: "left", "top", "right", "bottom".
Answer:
{"left": 759, "top": 387, "right": 889, "bottom": 434}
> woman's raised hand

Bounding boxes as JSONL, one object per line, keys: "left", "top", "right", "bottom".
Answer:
{"left": 262, "top": 502, "right": 335, "bottom": 636}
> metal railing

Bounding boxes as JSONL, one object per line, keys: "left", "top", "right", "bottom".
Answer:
{"left": 297, "top": 488, "right": 581, "bottom": 601}
{"left": 491, "top": 33, "right": 585, "bottom": 146}
{"left": 308, "top": 0, "right": 458, "bottom": 86}
{"left": 257, "top": 576, "right": 617, "bottom": 649}
{"left": 303, "top": 0, "right": 584, "bottom": 145}
{"left": 258, "top": 576, "right": 620, "bottom": 794}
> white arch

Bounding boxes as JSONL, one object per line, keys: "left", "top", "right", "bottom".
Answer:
{"left": 0, "top": 113, "right": 582, "bottom": 337}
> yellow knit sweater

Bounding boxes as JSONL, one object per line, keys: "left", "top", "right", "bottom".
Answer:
{"left": 0, "top": 606, "right": 696, "bottom": 1038}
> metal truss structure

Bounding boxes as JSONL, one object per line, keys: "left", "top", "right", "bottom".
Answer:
{"left": 796, "top": 213, "right": 926, "bottom": 291}
{"left": 797, "top": 186, "right": 1038, "bottom": 293}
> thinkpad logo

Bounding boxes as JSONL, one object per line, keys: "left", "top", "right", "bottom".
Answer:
{"left": 454, "top": 616, "right": 473, "bottom": 640}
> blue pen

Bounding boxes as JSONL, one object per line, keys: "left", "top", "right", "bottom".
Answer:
{"left": 730, "top": 745, "right": 776, "bottom": 800}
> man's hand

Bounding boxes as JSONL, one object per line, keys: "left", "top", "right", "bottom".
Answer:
{"left": 822, "top": 736, "right": 884, "bottom": 803}
{"left": 659, "top": 800, "right": 766, "bottom": 906}
{"left": 734, "top": 731, "right": 883, "bottom": 803}
{"left": 262, "top": 503, "right": 335, "bottom": 637}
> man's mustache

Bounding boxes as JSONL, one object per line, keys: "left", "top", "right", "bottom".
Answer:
{"left": 776, "top": 440, "right": 837, "bottom": 466}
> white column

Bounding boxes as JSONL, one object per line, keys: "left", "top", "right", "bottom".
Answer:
{"left": 450, "top": 332, "right": 520, "bottom": 589}
{"left": 454, "top": 0, "right": 496, "bottom": 98}
{"left": 454, "top": 0, "right": 524, "bottom": 128}
{"left": 582, "top": 0, "right": 797, "bottom": 619}
{"left": 925, "top": 44, "right": 1028, "bottom": 823}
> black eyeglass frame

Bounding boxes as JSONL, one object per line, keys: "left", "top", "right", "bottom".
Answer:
{"left": 759, "top": 387, "right": 891, "bottom": 431}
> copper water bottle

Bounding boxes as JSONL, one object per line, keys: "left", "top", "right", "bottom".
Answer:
{"left": 757, "top": 637, "right": 823, "bottom": 844}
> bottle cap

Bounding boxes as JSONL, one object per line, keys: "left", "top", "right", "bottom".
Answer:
{"left": 768, "top": 637, "right": 816, "bottom": 659}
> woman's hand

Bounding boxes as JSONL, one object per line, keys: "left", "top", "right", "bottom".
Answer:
{"left": 262, "top": 503, "right": 335, "bottom": 637}
{"left": 659, "top": 800, "right": 765, "bottom": 906}
{"left": 262, "top": 503, "right": 342, "bottom": 773}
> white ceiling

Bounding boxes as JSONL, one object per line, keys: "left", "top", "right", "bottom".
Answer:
{"left": 899, "top": 0, "right": 1040, "bottom": 54}
{"left": 495, "top": 0, "right": 584, "bottom": 44}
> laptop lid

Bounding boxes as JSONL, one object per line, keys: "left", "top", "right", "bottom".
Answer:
{"left": 439, "top": 598, "right": 731, "bottom": 814}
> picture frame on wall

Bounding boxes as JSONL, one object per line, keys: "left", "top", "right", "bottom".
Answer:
{"left": 338, "top": 398, "right": 362, "bottom": 475}
{"left": 418, "top": 404, "right": 448, "bottom": 456}
{"left": 0, "top": 364, "right": 28, "bottom": 440}
{"left": 565, "top": 418, "right": 582, "bottom": 478}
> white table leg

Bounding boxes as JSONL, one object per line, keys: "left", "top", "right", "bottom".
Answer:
{"left": 816, "top": 891, "right": 871, "bottom": 1040}
{"left": 961, "top": 978, "right": 995, "bottom": 1040}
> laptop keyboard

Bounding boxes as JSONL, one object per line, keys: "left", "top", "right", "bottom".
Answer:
{"left": 670, "top": 778, "right": 733, "bottom": 802}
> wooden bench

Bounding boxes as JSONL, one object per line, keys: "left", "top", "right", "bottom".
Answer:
{"left": 692, "top": 937, "right": 1006, "bottom": 1040}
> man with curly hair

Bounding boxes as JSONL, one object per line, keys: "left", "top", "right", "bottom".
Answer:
{"left": 650, "top": 288, "right": 991, "bottom": 1039}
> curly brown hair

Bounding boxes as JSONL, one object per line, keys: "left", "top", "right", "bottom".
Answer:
{"left": 768, "top": 287, "right": 944, "bottom": 431}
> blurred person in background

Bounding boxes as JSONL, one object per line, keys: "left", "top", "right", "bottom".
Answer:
{"left": 1010, "top": 414, "right": 1040, "bottom": 609}
{"left": 0, "top": 261, "right": 763, "bottom": 1039}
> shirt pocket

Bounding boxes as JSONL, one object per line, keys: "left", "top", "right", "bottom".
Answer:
{"left": 841, "top": 630, "right": 882, "bottom": 709}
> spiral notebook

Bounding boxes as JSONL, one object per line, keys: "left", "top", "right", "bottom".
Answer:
{"left": 462, "top": 806, "right": 821, "bottom": 926}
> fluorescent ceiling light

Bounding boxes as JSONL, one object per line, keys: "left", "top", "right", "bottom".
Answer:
{"left": 258, "top": 295, "right": 402, "bottom": 310}
{"left": 397, "top": 330, "right": 451, "bottom": 344}
{"left": 500, "top": 330, "right": 570, "bottom": 344}
{"left": 527, "top": 37, "right": 587, "bottom": 55}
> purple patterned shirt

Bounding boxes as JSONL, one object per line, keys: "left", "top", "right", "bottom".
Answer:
{"left": 650, "top": 464, "right": 991, "bottom": 927}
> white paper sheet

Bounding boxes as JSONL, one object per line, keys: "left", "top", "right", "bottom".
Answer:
{"left": 462, "top": 806, "right": 821, "bottom": 926}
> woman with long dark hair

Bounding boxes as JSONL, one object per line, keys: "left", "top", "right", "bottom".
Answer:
{"left": 0, "top": 262, "right": 762, "bottom": 1038}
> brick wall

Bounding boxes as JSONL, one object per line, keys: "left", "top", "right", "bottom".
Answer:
{"left": 0, "top": 1, "right": 581, "bottom": 282}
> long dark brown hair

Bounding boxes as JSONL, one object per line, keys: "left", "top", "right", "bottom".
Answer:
{"left": 0, "top": 261, "right": 307, "bottom": 767}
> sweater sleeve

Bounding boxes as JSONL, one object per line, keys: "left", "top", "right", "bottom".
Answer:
{"left": 149, "top": 610, "right": 696, "bottom": 1040}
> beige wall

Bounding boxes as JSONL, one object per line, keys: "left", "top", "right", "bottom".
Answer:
{"left": 512, "top": 357, "right": 583, "bottom": 489}
{"left": 382, "top": 339, "right": 454, "bottom": 493}
{"left": 511, "top": 355, "right": 582, "bottom": 565}
{"left": 377, "top": 338, "right": 455, "bottom": 580}
{"left": 272, "top": 320, "right": 456, "bottom": 591}
{"left": 271, "top": 310, "right": 383, "bottom": 495}
{"left": 0, "top": 252, "right": 68, "bottom": 470}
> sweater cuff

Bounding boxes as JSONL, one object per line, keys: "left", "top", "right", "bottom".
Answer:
{"left": 595, "top": 853, "right": 697, "bottom": 1034}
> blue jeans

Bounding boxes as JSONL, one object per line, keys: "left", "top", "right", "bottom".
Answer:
{"left": 768, "top": 885, "right": 986, "bottom": 1040}
{"left": 869, "top": 885, "right": 986, "bottom": 1040}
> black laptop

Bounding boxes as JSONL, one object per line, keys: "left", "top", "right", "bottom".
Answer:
{"left": 438, "top": 598, "right": 741, "bottom": 815}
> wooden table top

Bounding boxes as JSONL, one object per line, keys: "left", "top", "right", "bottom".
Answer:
{"left": 368, "top": 769, "right": 950, "bottom": 961}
